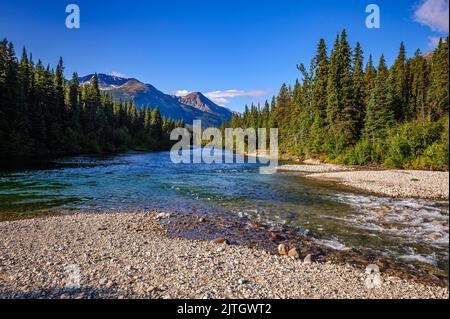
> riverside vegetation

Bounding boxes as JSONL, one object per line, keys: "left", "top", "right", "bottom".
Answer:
{"left": 0, "top": 39, "right": 184, "bottom": 159}
{"left": 225, "top": 31, "right": 449, "bottom": 171}
{"left": 1, "top": 31, "right": 448, "bottom": 170}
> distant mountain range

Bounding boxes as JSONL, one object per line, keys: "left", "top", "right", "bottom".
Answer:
{"left": 78, "top": 74, "right": 232, "bottom": 126}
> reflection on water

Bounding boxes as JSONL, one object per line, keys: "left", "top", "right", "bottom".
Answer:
{"left": 0, "top": 151, "right": 448, "bottom": 272}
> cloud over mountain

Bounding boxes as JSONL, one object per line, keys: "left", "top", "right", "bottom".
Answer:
{"left": 175, "top": 89, "right": 271, "bottom": 106}
{"left": 414, "top": 0, "right": 449, "bottom": 33}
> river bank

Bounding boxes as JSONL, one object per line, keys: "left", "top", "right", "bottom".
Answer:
{"left": 277, "top": 164, "right": 449, "bottom": 200}
{"left": 0, "top": 211, "right": 448, "bottom": 299}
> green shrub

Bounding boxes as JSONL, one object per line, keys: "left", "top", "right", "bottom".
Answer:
{"left": 384, "top": 117, "right": 448, "bottom": 169}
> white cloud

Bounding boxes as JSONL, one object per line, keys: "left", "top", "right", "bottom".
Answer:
{"left": 414, "top": 0, "right": 449, "bottom": 33}
{"left": 428, "top": 36, "right": 442, "bottom": 47}
{"left": 205, "top": 89, "right": 272, "bottom": 106}
{"left": 205, "top": 89, "right": 272, "bottom": 99}
{"left": 173, "top": 89, "right": 272, "bottom": 106}
{"left": 205, "top": 96, "right": 230, "bottom": 106}
{"left": 111, "top": 71, "right": 126, "bottom": 78}
{"left": 173, "top": 90, "right": 192, "bottom": 97}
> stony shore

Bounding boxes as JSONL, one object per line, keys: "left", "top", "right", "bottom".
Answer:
{"left": 277, "top": 164, "right": 449, "bottom": 200}
{"left": 278, "top": 164, "right": 354, "bottom": 173}
{"left": 309, "top": 169, "right": 449, "bottom": 200}
{"left": 0, "top": 212, "right": 448, "bottom": 299}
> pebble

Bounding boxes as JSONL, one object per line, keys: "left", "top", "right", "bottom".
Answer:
{"left": 431, "top": 233, "right": 442, "bottom": 241}
{"left": 303, "top": 254, "right": 313, "bottom": 265}
{"left": 155, "top": 212, "right": 171, "bottom": 220}
{"left": 288, "top": 248, "right": 300, "bottom": 260}
{"left": 0, "top": 212, "right": 447, "bottom": 299}
{"left": 212, "top": 238, "right": 229, "bottom": 245}
{"left": 238, "top": 278, "right": 250, "bottom": 285}
{"left": 278, "top": 244, "right": 289, "bottom": 255}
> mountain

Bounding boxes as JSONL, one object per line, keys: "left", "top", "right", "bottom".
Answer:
{"left": 422, "top": 50, "right": 434, "bottom": 62}
{"left": 79, "top": 74, "right": 232, "bottom": 127}
{"left": 177, "top": 92, "right": 232, "bottom": 119}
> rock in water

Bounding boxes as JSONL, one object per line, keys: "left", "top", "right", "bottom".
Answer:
{"left": 303, "top": 254, "right": 313, "bottom": 264}
{"left": 288, "top": 248, "right": 300, "bottom": 260}
{"left": 278, "top": 244, "right": 289, "bottom": 255}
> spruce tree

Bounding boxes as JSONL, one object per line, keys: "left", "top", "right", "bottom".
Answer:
{"left": 327, "top": 33, "right": 340, "bottom": 126}
{"left": 364, "top": 55, "right": 394, "bottom": 142}
{"left": 364, "top": 55, "right": 377, "bottom": 107}
{"left": 390, "top": 42, "right": 409, "bottom": 121}
{"left": 408, "top": 50, "right": 429, "bottom": 122}
{"left": 311, "top": 38, "right": 328, "bottom": 148}
{"left": 69, "top": 73, "right": 80, "bottom": 127}
{"left": 275, "top": 83, "right": 292, "bottom": 145}
{"left": 427, "top": 37, "right": 449, "bottom": 120}
{"left": 338, "top": 29, "right": 359, "bottom": 148}
{"left": 144, "top": 105, "right": 152, "bottom": 130}
{"left": 151, "top": 107, "right": 163, "bottom": 142}
{"left": 352, "top": 42, "right": 366, "bottom": 137}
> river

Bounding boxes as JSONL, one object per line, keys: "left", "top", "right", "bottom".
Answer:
{"left": 0, "top": 150, "right": 448, "bottom": 273}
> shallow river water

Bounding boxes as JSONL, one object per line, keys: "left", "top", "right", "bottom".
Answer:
{"left": 0, "top": 151, "right": 448, "bottom": 273}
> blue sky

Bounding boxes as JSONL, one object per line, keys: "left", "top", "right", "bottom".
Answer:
{"left": 0, "top": 0, "right": 448, "bottom": 112}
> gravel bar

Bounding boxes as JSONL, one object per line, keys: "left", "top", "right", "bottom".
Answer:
{"left": 308, "top": 170, "right": 449, "bottom": 200}
{"left": 277, "top": 164, "right": 353, "bottom": 173}
{"left": 0, "top": 212, "right": 448, "bottom": 299}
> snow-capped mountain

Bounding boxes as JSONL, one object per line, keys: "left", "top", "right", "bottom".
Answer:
{"left": 78, "top": 74, "right": 232, "bottom": 126}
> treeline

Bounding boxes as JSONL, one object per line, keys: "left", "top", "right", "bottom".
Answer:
{"left": 0, "top": 39, "right": 184, "bottom": 159}
{"left": 226, "top": 31, "right": 449, "bottom": 170}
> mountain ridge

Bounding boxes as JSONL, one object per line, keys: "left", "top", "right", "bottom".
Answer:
{"left": 79, "top": 74, "right": 232, "bottom": 126}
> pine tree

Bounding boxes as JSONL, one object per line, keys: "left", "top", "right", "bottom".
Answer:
{"left": 364, "top": 55, "right": 377, "bottom": 107}
{"left": 268, "top": 96, "right": 277, "bottom": 129}
{"left": 338, "top": 29, "right": 359, "bottom": 148}
{"left": 55, "top": 57, "right": 65, "bottom": 119}
{"left": 311, "top": 40, "right": 329, "bottom": 119}
{"left": 0, "top": 39, "right": 184, "bottom": 159}
{"left": 289, "top": 79, "right": 303, "bottom": 150}
{"left": 0, "top": 40, "right": 9, "bottom": 155}
{"left": 296, "top": 60, "right": 315, "bottom": 154}
{"left": 364, "top": 55, "right": 394, "bottom": 141}
{"left": 275, "top": 83, "right": 292, "bottom": 145}
{"left": 151, "top": 106, "right": 163, "bottom": 142}
{"left": 327, "top": 33, "right": 340, "bottom": 126}
{"left": 69, "top": 73, "right": 80, "bottom": 126}
{"left": 2, "top": 42, "right": 26, "bottom": 156}
{"left": 408, "top": 49, "right": 429, "bottom": 122}
{"left": 352, "top": 42, "right": 366, "bottom": 137}
{"left": 390, "top": 42, "right": 409, "bottom": 121}
{"left": 31, "top": 60, "right": 48, "bottom": 151}
{"left": 227, "top": 32, "right": 447, "bottom": 169}
{"left": 427, "top": 37, "right": 449, "bottom": 120}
